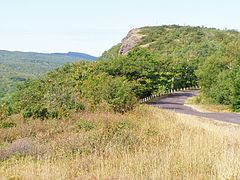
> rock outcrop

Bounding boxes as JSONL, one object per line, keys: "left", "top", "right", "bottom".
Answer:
{"left": 119, "top": 28, "right": 144, "bottom": 55}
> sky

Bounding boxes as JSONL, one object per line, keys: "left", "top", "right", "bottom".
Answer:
{"left": 0, "top": 0, "right": 239, "bottom": 56}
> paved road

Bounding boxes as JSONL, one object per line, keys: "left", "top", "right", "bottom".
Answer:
{"left": 148, "top": 90, "right": 240, "bottom": 125}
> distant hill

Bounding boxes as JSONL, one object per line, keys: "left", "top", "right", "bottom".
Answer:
{"left": 51, "top": 52, "right": 97, "bottom": 61}
{"left": 0, "top": 50, "right": 97, "bottom": 100}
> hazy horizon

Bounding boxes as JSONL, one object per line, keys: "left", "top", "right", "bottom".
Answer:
{"left": 1, "top": 0, "right": 239, "bottom": 56}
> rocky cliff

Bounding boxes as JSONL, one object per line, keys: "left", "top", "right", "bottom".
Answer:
{"left": 119, "top": 28, "right": 144, "bottom": 55}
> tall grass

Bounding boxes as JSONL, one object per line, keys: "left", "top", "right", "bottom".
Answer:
{"left": 186, "top": 94, "right": 231, "bottom": 112}
{"left": 0, "top": 106, "right": 240, "bottom": 179}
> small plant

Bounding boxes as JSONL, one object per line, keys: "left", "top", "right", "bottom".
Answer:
{"left": 0, "top": 122, "right": 16, "bottom": 129}
{"left": 145, "top": 127, "right": 159, "bottom": 136}
{"left": 66, "top": 101, "right": 85, "bottom": 110}
{"left": 4, "top": 105, "right": 13, "bottom": 117}
{"left": 118, "top": 121, "right": 127, "bottom": 130}
{"left": 76, "top": 120, "right": 97, "bottom": 131}
{"left": 117, "top": 120, "right": 133, "bottom": 130}
{"left": 22, "top": 107, "right": 33, "bottom": 119}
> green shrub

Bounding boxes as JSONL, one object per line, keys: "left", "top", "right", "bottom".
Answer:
{"left": 22, "top": 105, "right": 49, "bottom": 120}
{"left": 76, "top": 120, "right": 97, "bottom": 131}
{"left": 231, "top": 57, "right": 240, "bottom": 111}
{"left": 0, "top": 122, "right": 16, "bottom": 129}
{"left": 66, "top": 101, "right": 85, "bottom": 110}
{"left": 82, "top": 73, "right": 137, "bottom": 113}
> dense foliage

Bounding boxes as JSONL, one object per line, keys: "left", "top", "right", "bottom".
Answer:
{"left": 0, "top": 45, "right": 198, "bottom": 119}
{"left": 98, "top": 47, "right": 197, "bottom": 98}
{"left": 0, "top": 50, "right": 96, "bottom": 101}
{"left": 196, "top": 33, "right": 240, "bottom": 111}
{"left": 232, "top": 57, "right": 240, "bottom": 111}
{"left": 1, "top": 25, "right": 240, "bottom": 119}
{"left": 1, "top": 61, "right": 137, "bottom": 119}
{"left": 101, "top": 25, "right": 240, "bottom": 111}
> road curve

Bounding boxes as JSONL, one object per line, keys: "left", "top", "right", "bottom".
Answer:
{"left": 148, "top": 90, "right": 240, "bottom": 125}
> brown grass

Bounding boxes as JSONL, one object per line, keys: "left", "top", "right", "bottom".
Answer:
{"left": 0, "top": 106, "right": 240, "bottom": 179}
{"left": 186, "top": 95, "right": 231, "bottom": 113}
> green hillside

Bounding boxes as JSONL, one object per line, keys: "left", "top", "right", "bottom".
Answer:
{"left": 101, "top": 25, "right": 240, "bottom": 110}
{"left": 1, "top": 25, "right": 240, "bottom": 178}
{"left": 1, "top": 25, "right": 240, "bottom": 120}
{"left": 0, "top": 50, "right": 96, "bottom": 101}
{"left": 101, "top": 25, "right": 240, "bottom": 61}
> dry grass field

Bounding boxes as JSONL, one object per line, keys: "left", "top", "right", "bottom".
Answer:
{"left": 0, "top": 105, "right": 240, "bottom": 179}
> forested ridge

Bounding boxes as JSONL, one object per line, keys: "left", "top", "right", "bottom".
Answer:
{"left": 0, "top": 50, "right": 97, "bottom": 101}
{"left": 1, "top": 25, "right": 240, "bottom": 120}
{"left": 101, "top": 25, "right": 240, "bottom": 110}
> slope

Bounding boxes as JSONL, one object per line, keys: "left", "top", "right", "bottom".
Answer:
{"left": 0, "top": 50, "right": 97, "bottom": 100}
{"left": 1, "top": 25, "right": 240, "bottom": 119}
{"left": 100, "top": 25, "right": 240, "bottom": 111}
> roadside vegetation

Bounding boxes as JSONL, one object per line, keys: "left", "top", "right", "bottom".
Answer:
{"left": 0, "top": 46, "right": 198, "bottom": 120}
{"left": 0, "top": 25, "right": 240, "bottom": 178}
{"left": 185, "top": 94, "right": 232, "bottom": 113}
{"left": 0, "top": 106, "right": 240, "bottom": 179}
{"left": 2, "top": 25, "right": 240, "bottom": 119}
{"left": 101, "top": 25, "right": 240, "bottom": 112}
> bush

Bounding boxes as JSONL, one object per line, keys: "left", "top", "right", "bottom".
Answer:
{"left": 208, "top": 71, "right": 233, "bottom": 104}
{"left": 231, "top": 58, "right": 240, "bottom": 111}
{"left": 81, "top": 73, "right": 137, "bottom": 113}
{"left": 76, "top": 120, "right": 97, "bottom": 131}
{"left": 0, "top": 122, "right": 16, "bottom": 129}
{"left": 2, "top": 62, "right": 92, "bottom": 119}
{"left": 2, "top": 61, "right": 138, "bottom": 119}
{"left": 104, "top": 77, "right": 137, "bottom": 113}
{"left": 197, "top": 48, "right": 240, "bottom": 111}
{"left": 22, "top": 106, "right": 49, "bottom": 120}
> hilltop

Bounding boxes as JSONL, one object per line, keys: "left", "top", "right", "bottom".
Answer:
{"left": 51, "top": 52, "right": 97, "bottom": 60}
{"left": 101, "top": 25, "right": 240, "bottom": 60}
{"left": 100, "top": 25, "right": 240, "bottom": 110}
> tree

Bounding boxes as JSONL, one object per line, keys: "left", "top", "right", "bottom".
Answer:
{"left": 231, "top": 54, "right": 240, "bottom": 111}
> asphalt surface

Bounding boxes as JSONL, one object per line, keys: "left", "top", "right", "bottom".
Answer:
{"left": 148, "top": 90, "right": 240, "bottom": 125}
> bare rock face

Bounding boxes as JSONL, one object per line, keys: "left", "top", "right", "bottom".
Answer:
{"left": 119, "top": 28, "right": 144, "bottom": 55}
